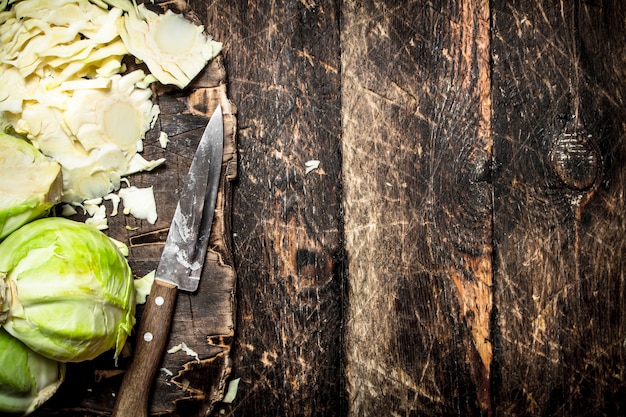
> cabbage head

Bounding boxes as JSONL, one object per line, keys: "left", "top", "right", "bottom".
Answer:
{"left": 0, "top": 328, "right": 64, "bottom": 416}
{"left": 0, "top": 217, "right": 136, "bottom": 363}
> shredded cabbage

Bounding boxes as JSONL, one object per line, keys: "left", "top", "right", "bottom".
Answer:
{"left": 119, "top": 185, "right": 157, "bottom": 224}
{"left": 117, "top": 3, "right": 222, "bottom": 88}
{"left": 0, "top": 0, "right": 220, "bottom": 216}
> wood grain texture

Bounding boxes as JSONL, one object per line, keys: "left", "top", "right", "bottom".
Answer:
{"left": 207, "top": 1, "right": 345, "bottom": 416}
{"left": 22, "top": 0, "right": 626, "bottom": 415}
{"left": 341, "top": 0, "right": 493, "bottom": 415}
{"left": 491, "top": 0, "right": 626, "bottom": 415}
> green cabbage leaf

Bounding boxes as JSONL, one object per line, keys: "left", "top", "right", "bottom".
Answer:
{"left": 0, "top": 328, "right": 64, "bottom": 416}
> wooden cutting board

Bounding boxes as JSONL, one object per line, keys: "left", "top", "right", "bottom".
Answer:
{"left": 31, "top": 4, "right": 238, "bottom": 416}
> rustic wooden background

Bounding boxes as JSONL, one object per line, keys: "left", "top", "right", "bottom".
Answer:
{"left": 31, "top": 0, "right": 625, "bottom": 416}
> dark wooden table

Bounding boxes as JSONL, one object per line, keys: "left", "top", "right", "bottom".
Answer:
{"left": 32, "top": 0, "right": 625, "bottom": 416}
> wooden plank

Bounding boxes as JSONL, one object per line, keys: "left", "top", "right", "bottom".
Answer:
{"left": 491, "top": 0, "right": 626, "bottom": 414}
{"left": 207, "top": 1, "right": 345, "bottom": 415}
{"left": 341, "top": 0, "right": 493, "bottom": 415}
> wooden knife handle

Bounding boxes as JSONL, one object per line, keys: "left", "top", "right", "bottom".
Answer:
{"left": 112, "top": 280, "right": 178, "bottom": 417}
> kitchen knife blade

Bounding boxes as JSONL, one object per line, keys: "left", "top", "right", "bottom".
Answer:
{"left": 112, "top": 105, "right": 224, "bottom": 417}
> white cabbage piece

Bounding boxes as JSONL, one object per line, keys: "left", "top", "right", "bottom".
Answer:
{"left": 167, "top": 342, "right": 200, "bottom": 363}
{"left": 119, "top": 185, "right": 157, "bottom": 224}
{"left": 158, "top": 131, "right": 169, "bottom": 148}
{"left": 0, "top": 66, "right": 26, "bottom": 114}
{"left": 58, "top": 144, "right": 128, "bottom": 203}
{"left": 222, "top": 378, "right": 241, "bottom": 404}
{"left": 63, "top": 70, "right": 160, "bottom": 152}
{"left": 85, "top": 203, "right": 108, "bottom": 230}
{"left": 118, "top": 3, "right": 222, "bottom": 88}
{"left": 104, "top": 192, "right": 121, "bottom": 216}
{"left": 14, "top": 103, "right": 78, "bottom": 159}
{"left": 134, "top": 270, "right": 155, "bottom": 305}
{"left": 125, "top": 152, "right": 165, "bottom": 176}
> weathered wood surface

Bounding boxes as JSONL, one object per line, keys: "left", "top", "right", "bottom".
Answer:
{"left": 342, "top": 0, "right": 493, "bottom": 415}
{"left": 208, "top": 1, "right": 345, "bottom": 415}
{"left": 26, "top": 0, "right": 626, "bottom": 416}
{"left": 491, "top": 0, "right": 626, "bottom": 415}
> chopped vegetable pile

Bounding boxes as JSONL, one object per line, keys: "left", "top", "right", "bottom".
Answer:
{"left": 0, "top": 0, "right": 223, "bottom": 413}
{"left": 0, "top": 0, "right": 222, "bottom": 227}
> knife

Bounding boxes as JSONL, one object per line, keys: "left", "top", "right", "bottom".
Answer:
{"left": 112, "top": 105, "right": 224, "bottom": 417}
